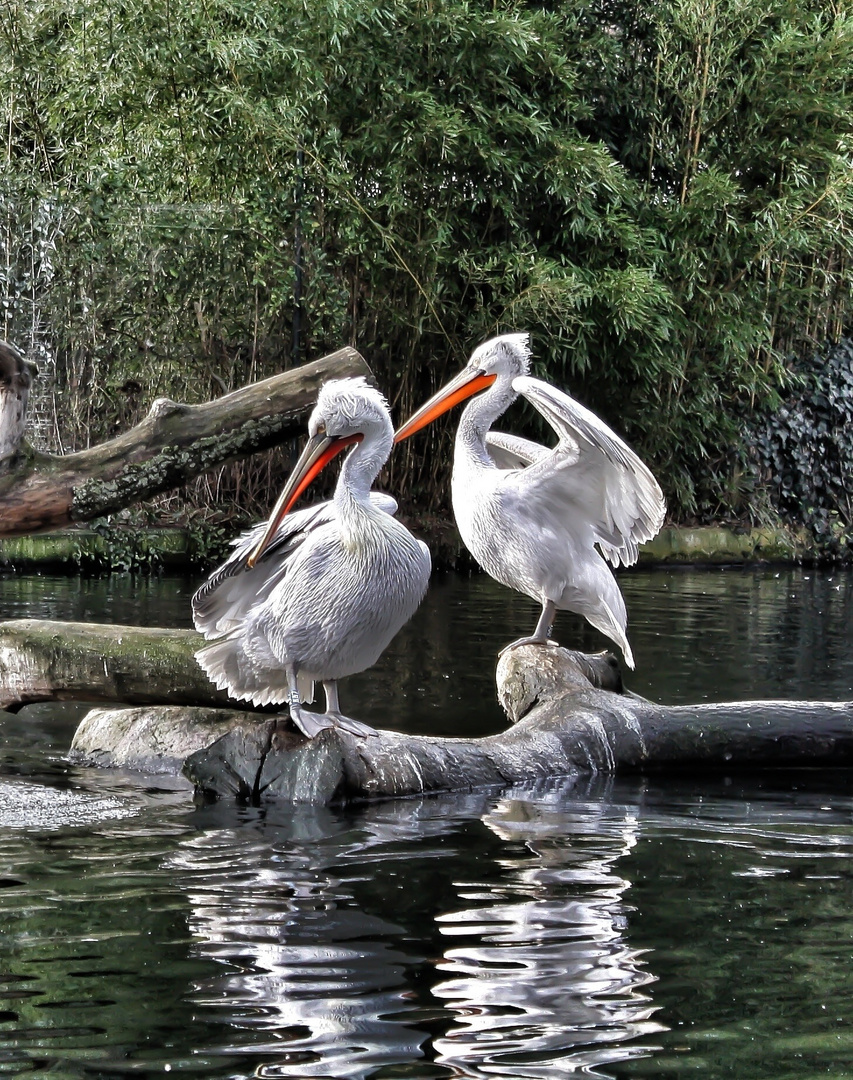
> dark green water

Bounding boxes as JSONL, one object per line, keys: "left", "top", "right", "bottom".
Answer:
{"left": 0, "top": 567, "right": 851, "bottom": 1078}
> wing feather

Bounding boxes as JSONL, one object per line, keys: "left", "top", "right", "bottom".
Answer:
{"left": 192, "top": 492, "right": 399, "bottom": 638}
{"left": 485, "top": 431, "right": 552, "bottom": 471}
{"left": 510, "top": 375, "right": 666, "bottom": 568}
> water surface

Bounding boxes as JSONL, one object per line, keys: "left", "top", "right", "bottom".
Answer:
{"left": 0, "top": 567, "right": 850, "bottom": 1078}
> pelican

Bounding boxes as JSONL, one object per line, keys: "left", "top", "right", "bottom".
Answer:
{"left": 192, "top": 377, "right": 431, "bottom": 738}
{"left": 394, "top": 333, "right": 665, "bottom": 668}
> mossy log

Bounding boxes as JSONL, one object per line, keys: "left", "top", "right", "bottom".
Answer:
{"left": 0, "top": 346, "right": 371, "bottom": 536}
{"left": 2, "top": 619, "right": 853, "bottom": 804}
{"left": 0, "top": 619, "right": 231, "bottom": 710}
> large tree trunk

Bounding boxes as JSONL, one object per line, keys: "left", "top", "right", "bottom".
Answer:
{"left": 2, "top": 619, "right": 852, "bottom": 804}
{"left": 0, "top": 347, "right": 371, "bottom": 535}
{"left": 0, "top": 342, "right": 34, "bottom": 465}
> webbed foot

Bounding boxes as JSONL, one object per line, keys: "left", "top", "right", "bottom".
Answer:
{"left": 325, "top": 711, "right": 379, "bottom": 738}
{"left": 286, "top": 704, "right": 378, "bottom": 740}
{"left": 286, "top": 705, "right": 337, "bottom": 740}
{"left": 499, "top": 635, "right": 558, "bottom": 656}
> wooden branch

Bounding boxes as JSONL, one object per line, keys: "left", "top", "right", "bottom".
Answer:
{"left": 0, "top": 347, "right": 371, "bottom": 536}
{"left": 3, "top": 619, "right": 853, "bottom": 804}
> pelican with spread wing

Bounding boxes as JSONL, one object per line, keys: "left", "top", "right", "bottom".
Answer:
{"left": 394, "top": 333, "right": 665, "bottom": 668}
{"left": 193, "top": 377, "right": 431, "bottom": 738}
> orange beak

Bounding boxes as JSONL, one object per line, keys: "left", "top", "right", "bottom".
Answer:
{"left": 246, "top": 430, "right": 362, "bottom": 568}
{"left": 393, "top": 369, "right": 497, "bottom": 443}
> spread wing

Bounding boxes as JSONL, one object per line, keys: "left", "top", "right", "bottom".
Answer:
{"left": 192, "top": 492, "right": 399, "bottom": 638}
{"left": 506, "top": 375, "right": 666, "bottom": 568}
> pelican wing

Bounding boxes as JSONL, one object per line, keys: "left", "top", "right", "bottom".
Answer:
{"left": 192, "top": 492, "right": 399, "bottom": 638}
{"left": 510, "top": 375, "right": 666, "bottom": 568}
{"left": 485, "top": 431, "right": 551, "bottom": 471}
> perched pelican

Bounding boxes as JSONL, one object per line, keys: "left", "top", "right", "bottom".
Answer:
{"left": 193, "top": 377, "right": 431, "bottom": 738}
{"left": 394, "top": 333, "right": 665, "bottom": 668}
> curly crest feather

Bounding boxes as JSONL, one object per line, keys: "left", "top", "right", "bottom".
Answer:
{"left": 312, "top": 377, "right": 391, "bottom": 438}
{"left": 470, "top": 333, "right": 532, "bottom": 377}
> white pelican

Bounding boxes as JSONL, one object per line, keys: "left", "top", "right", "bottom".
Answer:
{"left": 192, "top": 377, "right": 431, "bottom": 738}
{"left": 394, "top": 333, "right": 665, "bottom": 668}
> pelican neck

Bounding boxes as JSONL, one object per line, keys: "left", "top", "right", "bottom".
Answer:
{"left": 456, "top": 376, "right": 518, "bottom": 459}
{"left": 334, "top": 429, "right": 391, "bottom": 510}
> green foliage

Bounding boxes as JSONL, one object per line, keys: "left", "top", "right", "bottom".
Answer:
{"left": 184, "top": 517, "right": 234, "bottom": 570}
{"left": 748, "top": 339, "right": 853, "bottom": 557}
{"left": 0, "top": 0, "right": 851, "bottom": 523}
{"left": 73, "top": 513, "right": 165, "bottom": 574}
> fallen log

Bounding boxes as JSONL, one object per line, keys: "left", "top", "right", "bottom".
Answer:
{"left": 495, "top": 645, "right": 853, "bottom": 772}
{"left": 182, "top": 647, "right": 853, "bottom": 802}
{"left": 0, "top": 346, "right": 371, "bottom": 536}
{"left": 2, "top": 619, "right": 852, "bottom": 804}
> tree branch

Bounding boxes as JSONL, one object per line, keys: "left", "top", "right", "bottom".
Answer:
{"left": 0, "top": 346, "right": 371, "bottom": 536}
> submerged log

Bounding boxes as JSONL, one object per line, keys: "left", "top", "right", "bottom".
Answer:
{"left": 0, "top": 619, "right": 228, "bottom": 710}
{"left": 3, "top": 619, "right": 853, "bottom": 803}
{"left": 0, "top": 347, "right": 371, "bottom": 536}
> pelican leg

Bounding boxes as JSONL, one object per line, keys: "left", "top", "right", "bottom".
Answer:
{"left": 322, "top": 681, "right": 380, "bottom": 738}
{"left": 499, "top": 599, "right": 558, "bottom": 654}
{"left": 283, "top": 667, "right": 336, "bottom": 739}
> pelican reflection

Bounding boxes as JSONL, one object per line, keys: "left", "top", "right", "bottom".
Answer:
{"left": 163, "top": 784, "right": 664, "bottom": 1079}
{"left": 432, "top": 782, "right": 666, "bottom": 1078}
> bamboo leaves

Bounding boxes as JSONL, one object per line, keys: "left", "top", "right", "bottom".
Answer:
{"left": 0, "top": 0, "right": 850, "bottom": 525}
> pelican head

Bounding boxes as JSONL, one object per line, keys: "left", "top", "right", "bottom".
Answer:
{"left": 247, "top": 377, "right": 391, "bottom": 567}
{"left": 468, "top": 332, "right": 531, "bottom": 381}
{"left": 311, "top": 376, "right": 393, "bottom": 444}
{"left": 394, "top": 332, "right": 531, "bottom": 444}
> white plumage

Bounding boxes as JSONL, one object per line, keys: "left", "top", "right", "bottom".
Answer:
{"left": 394, "top": 333, "right": 665, "bottom": 668}
{"left": 193, "top": 377, "right": 431, "bottom": 738}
